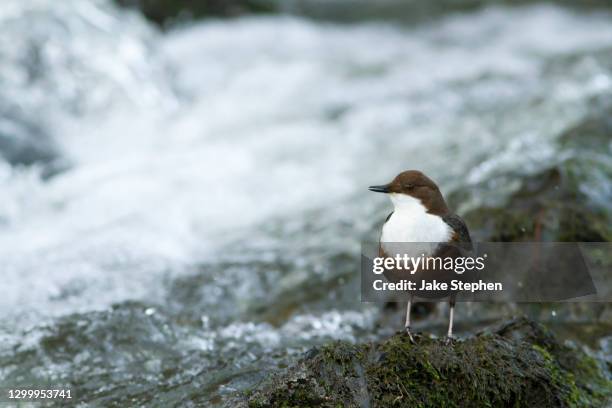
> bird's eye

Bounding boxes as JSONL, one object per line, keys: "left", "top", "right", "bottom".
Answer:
{"left": 403, "top": 183, "right": 415, "bottom": 190}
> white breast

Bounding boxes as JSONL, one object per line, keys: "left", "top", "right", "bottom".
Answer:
{"left": 381, "top": 194, "right": 452, "bottom": 257}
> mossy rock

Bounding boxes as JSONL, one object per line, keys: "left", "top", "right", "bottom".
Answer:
{"left": 458, "top": 99, "right": 612, "bottom": 242}
{"left": 243, "top": 317, "right": 611, "bottom": 407}
{"left": 558, "top": 97, "right": 612, "bottom": 151}
{"left": 462, "top": 161, "right": 611, "bottom": 242}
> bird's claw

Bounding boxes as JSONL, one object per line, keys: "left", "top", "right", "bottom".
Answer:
{"left": 444, "top": 336, "right": 455, "bottom": 345}
{"left": 405, "top": 326, "right": 416, "bottom": 344}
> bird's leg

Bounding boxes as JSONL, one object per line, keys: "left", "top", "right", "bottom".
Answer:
{"left": 445, "top": 296, "right": 456, "bottom": 345}
{"left": 404, "top": 295, "right": 415, "bottom": 343}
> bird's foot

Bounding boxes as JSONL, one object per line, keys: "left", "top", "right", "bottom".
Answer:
{"left": 405, "top": 326, "right": 416, "bottom": 344}
{"left": 444, "top": 335, "right": 455, "bottom": 345}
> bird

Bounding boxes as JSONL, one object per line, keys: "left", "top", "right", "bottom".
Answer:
{"left": 369, "top": 170, "right": 472, "bottom": 343}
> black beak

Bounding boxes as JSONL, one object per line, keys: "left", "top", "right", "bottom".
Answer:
{"left": 368, "top": 184, "right": 390, "bottom": 193}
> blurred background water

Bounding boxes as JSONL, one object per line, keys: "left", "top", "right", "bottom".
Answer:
{"left": 0, "top": 0, "right": 611, "bottom": 406}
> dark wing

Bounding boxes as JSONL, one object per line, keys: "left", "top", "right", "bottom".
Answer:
{"left": 442, "top": 213, "right": 472, "bottom": 244}
{"left": 433, "top": 213, "right": 473, "bottom": 259}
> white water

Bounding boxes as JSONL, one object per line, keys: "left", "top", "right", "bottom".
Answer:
{"left": 1, "top": 0, "right": 612, "bottom": 329}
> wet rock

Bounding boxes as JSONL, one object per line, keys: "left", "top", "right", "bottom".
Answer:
{"left": 244, "top": 317, "right": 611, "bottom": 407}
{"left": 119, "top": 0, "right": 612, "bottom": 25}
{"left": 114, "top": 0, "right": 277, "bottom": 26}
{"left": 277, "top": 0, "right": 612, "bottom": 23}
{"left": 457, "top": 101, "right": 612, "bottom": 242}
{"left": 462, "top": 162, "right": 611, "bottom": 242}
{"left": 0, "top": 302, "right": 216, "bottom": 406}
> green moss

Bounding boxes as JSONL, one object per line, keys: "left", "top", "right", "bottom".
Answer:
{"left": 560, "top": 347, "right": 612, "bottom": 407}
{"left": 246, "top": 318, "right": 611, "bottom": 407}
{"left": 531, "top": 344, "right": 581, "bottom": 407}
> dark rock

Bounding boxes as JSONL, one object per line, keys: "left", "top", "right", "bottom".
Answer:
{"left": 280, "top": 0, "right": 612, "bottom": 24}
{"left": 115, "top": 0, "right": 610, "bottom": 26}
{"left": 243, "top": 317, "right": 611, "bottom": 407}
{"left": 559, "top": 103, "right": 612, "bottom": 151}
{"left": 462, "top": 162, "right": 611, "bottom": 242}
{"left": 114, "top": 0, "right": 277, "bottom": 27}
{"left": 456, "top": 101, "right": 612, "bottom": 242}
{"left": 1, "top": 302, "right": 210, "bottom": 406}
{"left": 115, "top": 0, "right": 612, "bottom": 26}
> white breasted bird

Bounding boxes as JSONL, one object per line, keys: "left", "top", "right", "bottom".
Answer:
{"left": 369, "top": 170, "right": 472, "bottom": 343}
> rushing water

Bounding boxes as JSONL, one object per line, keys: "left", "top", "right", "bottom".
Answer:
{"left": 1, "top": 0, "right": 611, "bottom": 405}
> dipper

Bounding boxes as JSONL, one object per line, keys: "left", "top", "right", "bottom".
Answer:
{"left": 369, "top": 170, "right": 472, "bottom": 343}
